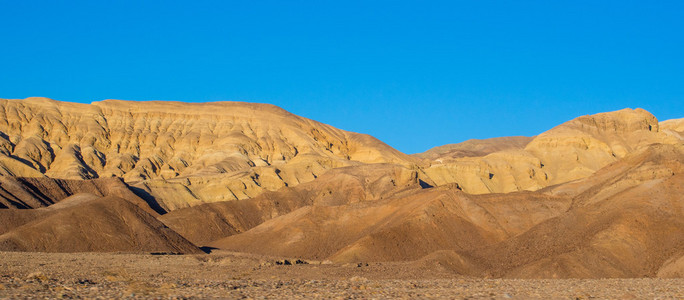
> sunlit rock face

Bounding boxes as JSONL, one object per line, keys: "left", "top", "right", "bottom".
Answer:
{"left": 420, "top": 108, "right": 682, "bottom": 194}
{"left": 0, "top": 97, "right": 415, "bottom": 210}
{"left": 1, "top": 98, "right": 680, "bottom": 212}
{"left": 1, "top": 97, "right": 683, "bottom": 277}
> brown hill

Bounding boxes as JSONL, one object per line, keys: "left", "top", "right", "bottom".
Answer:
{"left": 0, "top": 195, "right": 200, "bottom": 253}
{"left": 160, "top": 163, "right": 432, "bottom": 245}
{"left": 207, "top": 144, "right": 683, "bottom": 278}
{"left": 415, "top": 136, "right": 534, "bottom": 160}
{"left": 660, "top": 118, "right": 684, "bottom": 141}
{"left": 0, "top": 98, "right": 682, "bottom": 278}
{"left": 0, "top": 176, "right": 160, "bottom": 214}
{"left": 206, "top": 183, "right": 570, "bottom": 261}
{"left": 162, "top": 108, "right": 680, "bottom": 246}
{"left": 462, "top": 144, "right": 684, "bottom": 278}
{"left": 486, "top": 174, "right": 683, "bottom": 278}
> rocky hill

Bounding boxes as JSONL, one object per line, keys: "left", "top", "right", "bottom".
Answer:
{"left": 0, "top": 195, "right": 201, "bottom": 253}
{"left": 209, "top": 144, "right": 684, "bottom": 278}
{"left": 0, "top": 97, "right": 415, "bottom": 211}
{"left": 420, "top": 108, "right": 682, "bottom": 194}
{"left": 0, "top": 97, "right": 682, "bottom": 278}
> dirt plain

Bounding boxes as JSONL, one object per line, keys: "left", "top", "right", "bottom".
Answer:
{"left": 1, "top": 251, "right": 682, "bottom": 299}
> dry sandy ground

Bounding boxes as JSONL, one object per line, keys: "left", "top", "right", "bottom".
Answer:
{"left": 0, "top": 251, "right": 682, "bottom": 299}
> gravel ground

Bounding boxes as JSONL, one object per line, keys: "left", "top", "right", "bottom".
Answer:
{"left": 0, "top": 251, "right": 682, "bottom": 299}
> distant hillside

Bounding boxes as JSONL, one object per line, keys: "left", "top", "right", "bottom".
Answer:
{"left": 0, "top": 97, "right": 682, "bottom": 278}
{"left": 0, "top": 97, "right": 415, "bottom": 210}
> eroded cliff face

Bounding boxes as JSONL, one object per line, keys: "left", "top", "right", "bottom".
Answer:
{"left": 205, "top": 143, "right": 684, "bottom": 278}
{"left": 0, "top": 97, "right": 680, "bottom": 210}
{"left": 0, "top": 97, "right": 415, "bottom": 210}
{"left": 1, "top": 97, "right": 683, "bottom": 277}
{"left": 421, "top": 108, "right": 682, "bottom": 194}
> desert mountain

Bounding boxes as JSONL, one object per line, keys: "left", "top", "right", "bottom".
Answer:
{"left": 421, "top": 108, "right": 682, "bottom": 194}
{"left": 208, "top": 144, "right": 684, "bottom": 278}
{"left": 0, "top": 97, "right": 682, "bottom": 278}
{"left": 1, "top": 97, "right": 679, "bottom": 212}
{"left": 0, "top": 97, "right": 415, "bottom": 211}
{"left": 0, "top": 195, "right": 201, "bottom": 253}
{"left": 0, "top": 176, "right": 160, "bottom": 214}
{"left": 160, "top": 163, "right": 431, "bottom": 245}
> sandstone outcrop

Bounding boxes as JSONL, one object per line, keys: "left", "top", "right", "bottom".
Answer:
{"left": 0, "top": 97, "right": 415, "bottom": 210}
{"left": 421, "top": 108, "right": 682, "bottom": 194}
{"left": 0, "top": 97, "right": 682, "bottom": 278}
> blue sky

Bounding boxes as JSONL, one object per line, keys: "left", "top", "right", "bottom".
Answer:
{"left": 1, "top": 1, "right": 682, "bottom": 154}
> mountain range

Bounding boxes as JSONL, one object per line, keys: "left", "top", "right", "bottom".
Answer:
{"left": 0, "top": 97, "right": 682, "bottom": 278}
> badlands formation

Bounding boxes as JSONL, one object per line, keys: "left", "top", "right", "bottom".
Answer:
{"left": 0, "top": 97, "right": 683, "bottom": 279}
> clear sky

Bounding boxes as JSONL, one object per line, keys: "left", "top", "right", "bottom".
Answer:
{"left": 1, "top": 1, "right": 682, "bottom": 154}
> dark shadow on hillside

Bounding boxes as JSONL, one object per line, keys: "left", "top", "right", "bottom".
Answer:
{"left": 419, "top": 179, "right": 433, "bottom": 189}
{"left": 200, "top": 246, "right": 219, "bottom": 254}
{"left": 128, "top": 185, "right": 167, "bottom": 215}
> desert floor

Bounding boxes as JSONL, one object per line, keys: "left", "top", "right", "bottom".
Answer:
{"left": 0, "top": 251, "right": 682, "bottom": 299}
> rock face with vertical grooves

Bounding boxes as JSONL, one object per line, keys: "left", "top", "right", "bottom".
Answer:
{"left": 2, "top": 98, "right": 680, "bottom": 209}
{"left": 0, "top": 97, "right": 683, "bottom": 278}
{"left": 0, "top": 97, "right": 416, "bottom": 211}
{"left": 0, "top": 176, "right": 158, "bottom": 213}
{"left": 420, "top": 108, "right": 682, "bottom": 194}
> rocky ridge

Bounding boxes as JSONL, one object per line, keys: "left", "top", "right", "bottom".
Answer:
{"left": 0, "top": 97, "right": 682, "bottom": 279}
{"left": 0, "top": 97, "right": 414, "bottom": 211}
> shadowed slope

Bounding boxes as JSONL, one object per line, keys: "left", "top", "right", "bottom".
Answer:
{"left": 0, "top": 196, "right": 200, "bottom": 253}
{"left": 0, "top": 176, "right": 162, "bottom": 215}
{"left": 207, "top": 144, "right": 683, "bottom": 278}
{"left": 160, "top": 163, "right": 432, "bottom": 245}
{"left": 208, "top": 187, "right": 570, "bottom": 261}
{"left": 462, "top": 144, "right": 684, "bottom": 278}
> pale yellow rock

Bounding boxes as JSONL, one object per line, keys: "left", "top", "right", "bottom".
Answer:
{"left": 660, "top": 118, "right": 684, "bottom": 132}
{"left": 660, "top": 118, "right": 684, "bottom": 141}
{"left": 0, "top": 98, "right": 679, "bottom": 209}
{"left": 525, "top": 108, "right": 677, "bottom": 184}
{"left": 421, "top": 108, "right": 681, "bottom": 194}
{"left": 0, "top": 97, "right": 415, "bottom": 210}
